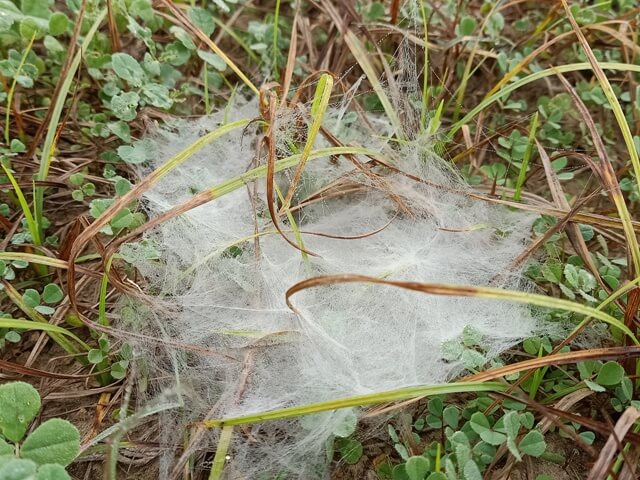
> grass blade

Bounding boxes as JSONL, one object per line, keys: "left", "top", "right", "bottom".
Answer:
{"left": 34, "top": 8, "right": 107, "bottom": 240}
{"left": 513, "top": 112, "right": 538, "bottom": 201}
{"left": 204, "top": 381, "right": 504, "bottom": 427}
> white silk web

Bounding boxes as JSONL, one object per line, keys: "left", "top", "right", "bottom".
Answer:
{"left": 117, "top": 24, "right": 545, "bottom": 480}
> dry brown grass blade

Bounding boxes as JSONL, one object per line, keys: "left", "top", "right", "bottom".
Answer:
{"left": 473, "top": 195, "right": 640, "bottom": 233}
{"left": 555, "top": 71, "right": 640, "bottom": 336}
{"left": 365, "top": 346, "right": 640, "bottom": 427}
{"left": 281, "top": 0, "right": 301, "bottom": 105}
{"left": 587, "top": 407, "right": 640, "bottom": 480}
{"left": 26, "top": 0, "right": 86, "bottom": 159}
{"left": 487, "top": 390, "right": 599, "bottom": 479}
{"left": 590, "top": 23, "right": 640, "bottom": 57}
{"left": 560, "top": 0, "right": 640, "bottom": 277}
{"left": 390, "top": 0, "right": 401, "bottom": 24}
{"left": 264, "top": 90, "right": 317, "bottom": 257}
{"left": 286, "top": 273, "right": 637, "bottom": 341}
{"left": 106, "top": 0, "right": 121, "bottom": 52}
{"left": 538, "top": 388, "right": 595, "bottom": 434}
{"left": 535, "top": 139, "right": 603, "bottom": 284}
{"left": 0, "top": 359, "right": 92, "bottom": 379}
{"left": 623, "top": 288, "right": 640, "bottom": 373}
{"left": 497, "top": 392, "right": 640, "bottom": 445}
{"left": 159, "top": 0, "right": 258, "bottom": 96}
{"left": 467, "top": 346, "right": 640, "bottom": 382}
{"left": 505, "top": 192, "right": 596, "bottom": 273}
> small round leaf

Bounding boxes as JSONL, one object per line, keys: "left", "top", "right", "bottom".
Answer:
{"left": 42, "top": 284, "right": 63, "bottom": 304}
{"left": 48, "top": 13, "right": 69, "bottom": 36}
{"left": 22, "top": 290, "right": 40, "bottom": 309}
{"left": 21, "top": 419, "right": 80, "bottom": 467}
{"left": 111, "top": 53, "right": 145, "bottom": 88}
{"left": 595, "top": 361, "right": 624, "bottom": 386}
{"left": 0, "top": 457, "right": 37, "bottom": 480}
{"left": 518, "top": 430, "right": 546, "bottom": 457}
{"left": 36, "top": 463, "right": 71, "bottom": 480}
{"left": 0, "top": 382, "right": 41, "bottom": 442}
{"left": 405, "top": 456, "right": 430, "bottom": 480}
{"left": 0, "top": 437, "right": 14, "bottom": 456}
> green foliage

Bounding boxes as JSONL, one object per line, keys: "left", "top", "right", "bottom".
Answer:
{"left": 2, "top": 1, "right": 639, "bottom": 478}
{"left": 0, "top": 382, "right": 79, "bottom": 479}
{"left": 384, "top": 394, "right": 552, "bottom": 479}
{"left": 0, "top": 382, "right": 40, "bottom": 443}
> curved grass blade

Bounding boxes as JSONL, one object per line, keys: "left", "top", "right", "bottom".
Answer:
{"left": 449, "top": 62, "right": 640, "bottom": 138}
{"left": 203, "top": 381, "right": 504, "bottom": 427}
{"left": 34, "top": 8, "right": 107, "bottom": 240}
{"left": 285, "top": 274, "right": 639, "bottom": 344}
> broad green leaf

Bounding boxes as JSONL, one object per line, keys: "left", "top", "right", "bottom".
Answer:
{"left": 42, "top": 284, "right": 63, "bottom": 304}
{"left": 463, "top": 459, "right": 483, "bottom": 480}
{"left": 141, "top": 83, "right": 173, "bottom": 109}
{"left": 564, "top": 264, "right": 579, "bottom": 288}
{"left": 479, "top": 430, "right": 506, "bottom": 446}
{"left": 110, "top": 360, "right": 128, "bottom": 380}
{"left": 197, "top": 50, "right": 226, "bottom": 71}
{"left": 0, "top": 437, "right": 14, "bottom": 456}
{"left": 405, "top": 456, "right": 430, "bottom": 480}
{"left": 426, "top": 474, "right": 447, "bottom": 480}
{"left": 334, "top": 437, "right": 362, "bottom": 465}
{"left": 187, "top": 7, "right": 214, "bottom": 36}
{"left": 22, "top": 289, "right": 40, "bottom": 308}
{"left": 10, "top": 139, "right": 25, "bottom": 153}
{"left": 506, "top": 436, "right": 521, "bottom": 461}
{"left": 518, "top": 430, "right": 546, "bottom": 457}
{"left": 21, "top": 0, "right": 51, "bottom": 18}
{"left": 540, "top": 260, "right": 562, "bottom": 284}
{"left": 459, "top": 16, "right": 477, "bottom": 36}
{"left": 0, "top": 382, "right": 41, "bottom": 442}
{"left": 111, "top": 53, "right": 145, "bottom": 87}
{"left": 21, "top": 419, "right": 80, "bottom": 466}
{"left": 19, "top": 18, "right": 44, "bottom": 39}
{"left": 170, "top": 26, "right": 195, "bottom": 50}
{"left": 584, "top": 379, "right": 606, "bottom": 392}
{"left": 427, "top": 397, "right": 443, "bottom": 416}
{"left": 503, "top": 411, "right": 520, "bottom": 439}
{"left": 87, "top": 349, "right": 104, "bottom": 364}
{"left": 116, "top": 144, "right": 145, "bottom": 165}
{"left": 461, "top": 348, "right": 485, "bottom": 368}
{"left": 469, "top": 412, "right": 489, "bottom": 434}
{"left": 0, "top": 457, "right": 37, "bottom": 480}
{"left": 48, "top": 12, "right": 68, "bottom": 36}
{"left": 443, "top": 406, "right": 459, "bottom": 429}
{"left": 34, "top": 306, "right": 54, "bottom": 315}
{"left": 107, "top": 121, "right": 131, "bottom": 142}
{"left": 111, "top": 209, "right": 135, "bottom": 229}
{"left": 36, "top": 463, "right": 71, "bottom": 480}
{"left": 391, "top": 464, "right": 409, "bottom": 480}
{"left": 109, "top": 91, "right": 139, "bottom": 121}
{"left": 595, "top": 361, "right": 624, "bottom": 386}
{"left": 332, "top": 409, "right": 357, "bottom": 438}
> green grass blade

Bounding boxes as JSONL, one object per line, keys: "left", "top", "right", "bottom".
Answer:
{"left": 4, "top": 33, "right": 36, "bottom": 145}
{"left": 1, "top": 163, "right": 41, "bottom": 245}
{"left": 513, "top": 112, "right": 539, "bottom": 201}
{"left": 281, "top": 72, "right": 333, "bottom": 211}
{"left": 0, "top": 317, "right": 88, "bottom": 349}
{"left": 204, "top": 381, "right": 505, "bottom": 427}
{"left": 208, "top": 426, "right": 234, "bottom": 480}
{"left": 208, "top": 146, "right": 384, "bottom": 199}
{"left": 448, "top": 62, "right": 640, "bottom": 139}
{"left": 34, "top": 8, "right": 107, "bottom": 241}
{"left": 343, "top": 30, "right": 405, "bottom": 140}
{"left": 0, "top": 252, "right": 68, "bottom": 269}
{"left": 419, "top": 0, "right": 430, "bottom": 131}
